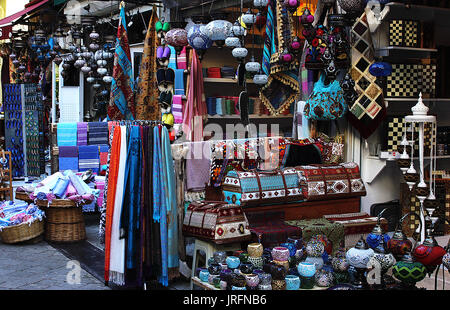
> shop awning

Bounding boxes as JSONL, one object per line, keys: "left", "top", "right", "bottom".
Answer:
{"left": 0, "top": 0, "right": 50, "bottom": 26}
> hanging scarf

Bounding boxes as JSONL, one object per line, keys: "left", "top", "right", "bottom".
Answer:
{"left": 154, "top": 126, "right": 169, "bottom": 287}
{"left": 161, "top": 126, "right": 179, "bottom": 280}
{"left": 262, "top": 0, "right": 276, "bottom": 76}
{"left": 347, "top": 12, "right": 386, "bottom": 139}
{"left": 177, "top": 46, "right": 187, "bottom": 70}
{"left": 108, "top": 4, "right": 135, "bottom": 120}
{"left": 260, "top": 1, "right": 300, "bottom": 116}
{"left": 182, "top": 49, "right": 206, "bottom": 141}
{"left": 120, "top": 125, "right": 142, "bottom": 270}
{"left": 135, "top": 7, "right": 160, "bottom": 120}
{"left": 109, "top": 125, "right": 127, "bottom": 285}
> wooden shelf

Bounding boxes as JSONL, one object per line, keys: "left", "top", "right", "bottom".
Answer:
{"left": 203, "top": 77, "right": 255, "bottom": 84}
{"left": 375, "top": 46, "right": 437, "bottom": 58}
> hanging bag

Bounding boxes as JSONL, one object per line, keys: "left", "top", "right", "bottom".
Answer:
{"left": 304, "top": 74, "right": 347, "bottom": 121}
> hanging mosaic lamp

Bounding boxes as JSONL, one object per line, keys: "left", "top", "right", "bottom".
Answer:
{"left": 97, "top": 67, "right": 108, "bottom": 76}
{"left": 346, "top": 236, "right": 374, "bottom": 288}
{"left": 284, "top": 0, "right": 300, "bottom": 12}
{"left": 254, "top": 0, "right": 269, "bottom": 7}
{"left": 289, "top": 37, "right": 302, "bottom": 54}
{"left": 80, "top": 63, "right": 92, "bottom": 74}
{"left": 369, "top": 61, "right": 392, "bottom": 77}
{"left": 412, "top": 233, "right": 446, "bottom": 275}
{"left": 165, "top": 28, "right": 188, "bottom": 54}
{"left": 225, "top": 36, "right": 241, "bottom": 48}
{"left": 255, "top": 12, "right": 267, "bottom": 31}
{"left": 187, "top": 24, "right": 213, "bottom": 59}
{"left": 89, "top": 29, "right": 100, "bottom": 41}
{"left": 253, "top": 70, "right": 268, "bottom": 85}
{"left": 86, "top": 76, "right": 95, "bottom": 83}
{"left": 280, "top": 48, "right": 294, "bottom": 63}
{"left": 231, "top": 21, "right": 246, "bottom": 36}
{"left": 74, "top": 56, "right": 86, "bottom": 69}
{"left": 103, "top": 75, "right": 112, "bottom": 83}
{"left": 300, "top": 8, "right": 315, "bottom": 27}
{"left": 232, "top": 47, "right": 248, "bottom": 60}
{"left": 245, "top": 56, "right": 261, "bottom": 72}
{"left": 241, "top": 9, "right": 256, "bottom": 28}
{"left": 404, "top": 165, "right": 419, "bottom": 191}
{"left": 205, "top": 20, "right": 233, "bottom": 47}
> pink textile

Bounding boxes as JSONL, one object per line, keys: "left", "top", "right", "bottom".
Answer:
{"left": 177, "top": 46, "right": 187, "bottom": 70}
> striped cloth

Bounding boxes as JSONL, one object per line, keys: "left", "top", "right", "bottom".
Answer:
{"left": 216, "top": 97, "right": 224, "bottom": 115}
{"left": 174, "top": 69, "right": 185, "bottom": 96}
{"left": 88, "top": 122, "right": 109, "bottom": 145}
{"left": 58, "top": 146, "right": 78, "bottom": 171}
{"left": 172, "top": 95, "right": 183, "bottom": 124}
{"left": 177, "top": 46, "right": 187, "bottom": 70}
{"left": 168, "top": 45, "right": 177, "bottom": 70}
{"left": 77, "top": 122, "right": 88, "bottom": 146}
{"left": 78, "top": 145, "right": 100, "bottom": 173}
{"left": 57, "top": 123, "right": 77, "bottom": 146}
{"left": 99, "top": 144, "right": 109, "bottom": 166}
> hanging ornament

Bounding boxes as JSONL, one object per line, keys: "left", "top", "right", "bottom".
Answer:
{"left": 253, "top": 0, "right": 269, "bottom": 8}
{"left": 253, "top": 70, "right": 268, "bottom": 85}
{"left": 103, "top": 75, "right": 112, "bottom": 83}
{"left": 280, "top": 48, "right": 294, "bottom": 63}
{"left": 284, "top": 0, "right": 300, "bottom": 12}
{"left": 80, "top": 64, "right": 92, "bottom": 74}
{"left": 369, "top": 61, "right": 392, "bottom": 77}
{"left": 245, "top": 56, "right": 261, "bottom": 72}
{"left": 97, "top": 67, "right": 108, "bottom": 76}
{"left": 92, "top": 83, "right": 101, "bottom": 89}
{"left": 225, "top": 36, "right": 241, "bottom": 48}
{"left": 289, "top": 37, "right": 302, "bottom": 54}
{"left": 187, "top": 23, "right": 213, "bottom": 59}
{"left": 231, "top": 21, "right": 246, "bottom": 36}
{"left": 205, "top": 20, "right": 233, "bottom": 47}
{"left": 241, "top": 9, "right": 256, "bottom": 28}
{"left": 74, "top": 57, "right": 86, "bottom": 69}
{"left": 165, "top": 28, "right": 188, "bottom": 54}
{"left": 89, "top": 29, "right": 100, "bottom": 41}
{"left": 300, "top": 8, "right": 315, "bottom": 27}
{"left": 86, "top": 76, "right": 95, "bottom": 83}
{"left": 232, "top": 47, "right": 248, "bottom": 60}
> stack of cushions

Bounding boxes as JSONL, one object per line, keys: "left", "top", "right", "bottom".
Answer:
{"left": 207, "top": 67, "right": 221, "bottom": 78}
{"left": 59, "top": 146, "right": 79, "bottom": 172}
{"left": 78, "top": 145, "right": 100, "bottom": 173}
{"left": 77, "top": 122, "right": 88, "bottom": 146}
{"left": 88, "top": 122, "right": 109, "bottom": 145}
{"left": 57, "top": 123, "right": 77, "bottom": 146}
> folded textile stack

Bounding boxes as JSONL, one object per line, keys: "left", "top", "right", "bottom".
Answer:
{"left": 172, "top": 95, "right": 184, "bottom": 124}
{"left": 57, "top": 123, "right": 77, "bottom": 146}
{"left": 77, "top": 122, "right": 88, "bottom": 146}
{"left": 221, "top": 66, "right": 235, "bottom": 78}
{"left": 207, "top": 67, "right": 221, "bottom": 78}
{"left": 0, "top": 201, "right": 44, "bottom": 229}
{"left": 206, "top": 97, "right": 217, "bottom": 115}
{"left": 27, "top": 171, "right": 99, "bottom": 205}
{"left": 95, "top": 176, "right": 106, "bottom": 208}
{"left": 82, "top": 182, "right": 97, "bottom": 212}
{"left": 59, "top": 146, "right": 79, "bottom": 171}
{"left": 79, "top": 145, "right": 100, "bottom": 173}
{"left": 88, "top": 122, "right": 109, "bottom": 145}
{"left": 99, "top": 145, "right": 109, "bottom": 166}
{"left": 174, "top": 69, "right": 185, "bottom": 96}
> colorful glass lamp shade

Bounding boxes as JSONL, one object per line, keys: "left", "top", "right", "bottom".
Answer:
{"left": 412, "top": 235, "right": 446, "bottom": 275}
{"left": 205, "top": 20, "right": 233, "bottom": 47}
{"left": 165, "top": 28, "right": 188, "bottom": 54}
{"left": 369, "top": 62, "right": 392, "bottom": 77}
{"left": 366, "top": 208, "right": 391, "bottom": 249}
{"left": 346, "top": 236, "right": 374, "bottom": 288}
{"left": 392, "top": 253, "right": 426, "bottom": 289}
{"left": 187, "top": 24, "right": 213, "bottom": 59}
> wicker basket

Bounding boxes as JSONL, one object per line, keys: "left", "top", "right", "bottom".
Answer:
{"left": 43, "top": 206, "right": 86, "bottom": 242}
{"left": 0, "top": 219, "right": 44, "bottom": 244}
{"left": 36, "top": 199, "right": 78, "bottom": 208}
{"left": 15, "top": 192, "right": 33, "bottom": 203}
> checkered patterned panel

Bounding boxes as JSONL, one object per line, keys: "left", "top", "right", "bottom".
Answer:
{"left": 389, "top": 20, "right": 404, "bottom": 46}
{"left": 403, "top": 20, "right": 419, "bottom": 47}
{"left": 409, "top": 194, "right": 421, "bottom": 234}
{"left": 386, "top": 64, "right": 420, "bottom": 98}
{"left": 387, "top": 117, "right": 405, "bottom": 152}
{"left": 419, "top": 64, "right": 436, "bottom": 97}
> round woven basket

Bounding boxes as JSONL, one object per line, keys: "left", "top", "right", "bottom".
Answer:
{"left": 43, "top": 206, "right": 86, "bottom": 242}
{"left": 15, "top": 192, "right": 33, "bottom": 203}
{"left": 0, "top": 219, "right": 44, "bottom": 244}
{"left": 36, "top": 199, "right": 79, "bottom": 208}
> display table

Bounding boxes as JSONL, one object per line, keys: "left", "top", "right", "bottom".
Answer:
{"left": 285, "top": 218, "right": 345, "bottom": 254}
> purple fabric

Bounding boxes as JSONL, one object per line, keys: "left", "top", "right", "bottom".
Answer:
{"left": 186, "top": 142, "right": 211, "bottom": 191}
{"left": 77, "top": 122, "right": 88, "bottom": 146}
{"left": 59, "top": 146, "right": 78, "bottom": 158}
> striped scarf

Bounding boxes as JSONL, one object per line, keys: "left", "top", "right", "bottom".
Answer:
{"left": 262, "top": 0, "right": 276, "bottom": 76}
{"left": 108, "top": 4, "right": 135, "bottom": 120}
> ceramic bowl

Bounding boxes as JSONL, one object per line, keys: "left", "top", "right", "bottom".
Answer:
{"left": 258, "top": 272, "right": 272, "bottom": 285}
{"left": 287, "top": 235, "right": 303, "bottom": 250}
{"left": 258, "top": 284, "right": 272, "bottom": 290}
{"left": 315, "top": 270, "right": 334, "bottom": 287}
{"left": 220, "top": 269, "right": 233, "bottom": 283}
{"left": 240, "top": 262, "right": 254, "bottom": 275}
{"left": 208, "top": 274, "right": 220, "bottom": 285}
{"left": 273, "top": 259, "right": 289, "bottom": 271}
{"left": 306, "top": 240, "right": 325, "bottom": 257}
{"left": 270, "top": 264, "right": 287, "bottom": 280}
{"left": 305, "top": 256, "right": 324, "bottom": 270}
{"left": 199, "top": 269, "right": 210, "bottom": 282}
{"left": 208, "top": 263, "right": 221, "bottom": 275}
{"left": 285, "top": 275, "right": 301, "bottom": 290}
{"left": 300, "top": 275, "right": 315, "bottom": 289}
{"left": 239, "top": 252, "right": 249, "bottom": 263}
{"left": 226, "top": 256, "right": 241, "bottom": 269}
{"left": 245, "top": 273, "right": 260, "bottom": 287}
{"left": 272, "top": 247, "right": 290, "bottom": 262}
{"left": 247, "top": 243, "right": 264, "bottom": 257}
{"left": 248, "top": 256, "right": 264, "bottom": 269}
{"left": 231, "top": 273, "right": 247, "bottom": 287}
{"left": 297, "top": 262, "right": 316, "bottom": 278}
{"left": 272, "top": 279, "right": 286, "bottom": 290}
{"left": 213, "top": 251, "right": 227, "bottom": 264}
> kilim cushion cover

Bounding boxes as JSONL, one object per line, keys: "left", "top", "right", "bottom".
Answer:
{"left": 222, "top": 168, "right": 304, "bottom": 207}
{"left": 182, "top": 201, "right": 251, "bottom": 244}
{"left": 295, "top": 162, "right": 366, "bottom": 201}
{"left": 246, "top": 211, "right": 302, "bottom": 248}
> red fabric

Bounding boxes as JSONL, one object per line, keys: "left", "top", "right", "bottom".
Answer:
{"left": 0, "top": 0, "right": 49, "bottom": 26}
{"left": 207, "top": 67, "right": 221, "bottom": 78}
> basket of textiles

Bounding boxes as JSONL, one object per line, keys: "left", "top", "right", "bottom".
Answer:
{"left": 15, "top": 191, "right": 33, "bottom": 203}
{"left": 0, "top": 201, "right": 45, "bottom": 244}
{"left": 25, "top": 171, "right": 100, "bottom": 242}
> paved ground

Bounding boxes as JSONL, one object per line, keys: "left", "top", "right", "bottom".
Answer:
{"left": 0, "top": 240, "right": 110, "bottom": 290}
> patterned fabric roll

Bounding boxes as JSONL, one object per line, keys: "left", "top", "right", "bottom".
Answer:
{"left": 216, "top": 98, "right": 224, "bottom": 115}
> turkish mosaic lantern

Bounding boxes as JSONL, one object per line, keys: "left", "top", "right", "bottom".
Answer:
{"left": 443, "top": 240, "right": 450, "bottom": 274}
{"left": 387, "top": 212, "right": 418, "bottom": 260}
{"left": 366, "top": 208, "right": 391, "bottom": 249}
{"left": 412, "top": 233, "right": 446, "bottom": 275}
{"left": 392, "top": 253, "right": 426, "bottom": 289}
{"left": 346, "top": 236, "right": 374, "bottom": 288}
{"left": 331, "top": 248, "right": 350, "bottom": 283}
{"left": 187, "top": 24, "right": 212, "bottom": 60}
{"left": 165, "top": 28, "right": 188, "bottom": 54}
{"left": 205, "top": 20, "right": 232, "bottom": 48}
{"left": 368, "top": 237, "right": 396, "bottom": 287}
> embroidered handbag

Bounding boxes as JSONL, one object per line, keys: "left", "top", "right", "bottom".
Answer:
{"left": 304, "top": 74, "right": 347, "bottom": 121}
{"left": 295, "top": 162, "right": 366, "bottom": 201}
{"left": 222, "top": 168, "right": 304, "bottom": 207}
{"left": 182, "top": 201, "right": 251, "bottom": 244}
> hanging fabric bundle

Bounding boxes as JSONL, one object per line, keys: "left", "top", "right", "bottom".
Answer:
{"left": 108, "top": 2, "right": 136, "bottom": 120}
{"left": 135, "top": 7, "right": 161, "bottom": 120}
{"left": 259, "top": 0, "right": 300, "bottom": 116}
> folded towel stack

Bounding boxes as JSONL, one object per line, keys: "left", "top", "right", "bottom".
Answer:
{"left": 99, "top": 145, "right": 109, "bottom": 166}
{"left": 174, "top": 69, "right": 185, "bottom": 96}
{"left": 221, "top": 66, "right": 236, "bottom": 78}
{"left": 207, "top": 67, "right": 221, "bottom": 78}
{"left": 77, "top": 122, "right": 88, "bottom": 146}
{"left": 78, "top": 145, "right": 100, "bottom": 173}
{"left": 57, "top": 123, "right": 77, "bottom": 146}
{"left": 88, "top": 122, "right": 109, "bottom": 145}
{"left": 59, "top": 146, "right": 79, "bottom": 171}
{"left": 172, "top": 95, "right": 184, "bottom": 124}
